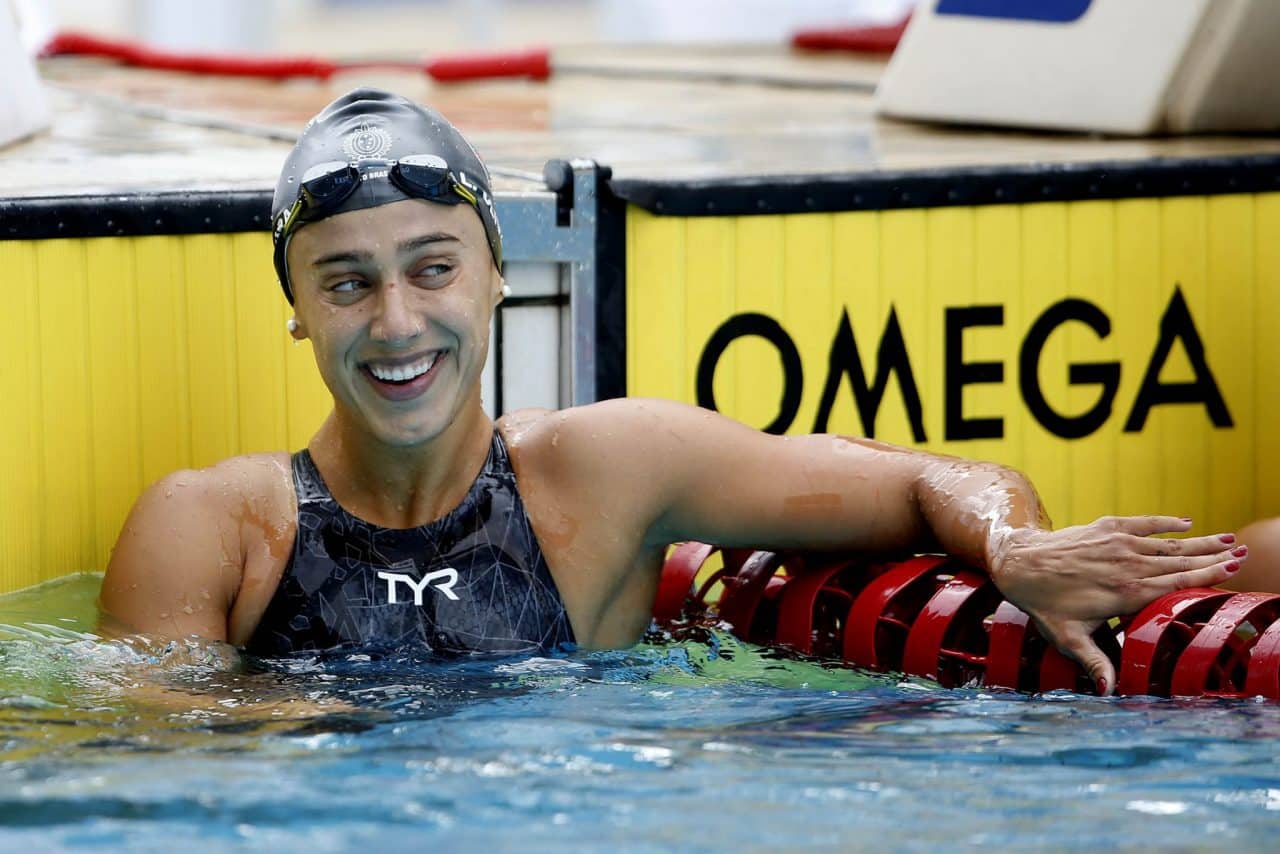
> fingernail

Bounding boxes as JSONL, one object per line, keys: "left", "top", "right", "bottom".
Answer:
{"left": 1220, "top": 533, "right": 1236, "bottom": 544}
{"left": 1232, "top": 545, "right": 1248, "bottom": 558}
{"left": 1180, "top": 517, "right": 1193, "bottom": 524}
{"left": 1225, "top": 560, "right": 1241, "bottom": 573}
{"left": 1095, "top": 676, "right": 1109, "bottom": 695}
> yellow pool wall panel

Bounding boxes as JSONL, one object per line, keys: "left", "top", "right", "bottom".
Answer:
{"left": 627, "top": 193, "right": 1279, "bottom": 535}
{"left": 0, "top": 232, "right": 332, "bottom": 593}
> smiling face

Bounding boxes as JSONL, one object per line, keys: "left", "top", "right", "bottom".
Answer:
{"left": 286, "top": 198, "right": 503, "bottom": 449}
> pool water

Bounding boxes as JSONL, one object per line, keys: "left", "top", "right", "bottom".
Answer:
{"left": 1, "top": 576, "right": 1278, "bottom": 851}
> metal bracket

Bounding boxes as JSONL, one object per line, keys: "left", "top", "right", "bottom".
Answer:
{"left": 490, "top": 159, "right": 601, "bottom": 409}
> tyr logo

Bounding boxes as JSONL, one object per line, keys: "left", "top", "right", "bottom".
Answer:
{"left": 377, "top": 568, "right": 461, "bottom": 604}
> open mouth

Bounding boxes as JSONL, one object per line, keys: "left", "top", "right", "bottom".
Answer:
{"left": 360, "top": 350, "right": 447, "bottom": 401}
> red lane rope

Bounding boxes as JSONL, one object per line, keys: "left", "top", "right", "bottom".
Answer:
{"left": 39, "top": 30, "right": 553, "bottom": 82}
{"left": 42, "top": 21, "right": 902, "bottom": 84}
{"left": 790, "top": 15, "right": 911, "bottom": 54}
{"left": 426, "top": 48, "right": 551, "bottom": 82}
{"left": 658, "top": 544, "right": 1280, "bottom": 699}
{"left": 41, "top": 31, "right": 341, "bottom": 79}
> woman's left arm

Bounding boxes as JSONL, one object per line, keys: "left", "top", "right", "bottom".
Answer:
{"left": 597, "top": 400, "right": 1244, "bottom": 694}
{"left": 907, "top": 455, "right": 1243, "bottom": 694}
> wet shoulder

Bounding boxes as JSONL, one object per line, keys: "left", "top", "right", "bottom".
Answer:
{"left": 497, "top": 404, "right": 624, "bottom": 479}
{"left": 497, "top": 399, "right": 704, "bottom": 487}
{"left": 139, "top": 453, "right": 295, "bottom": 544}
{"left": 152, "top": 452, "right": 292, "bottom": 506}
{"left": 104, "top": 452, "right": 294, "bottom": 642}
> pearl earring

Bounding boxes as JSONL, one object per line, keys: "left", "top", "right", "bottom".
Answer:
{"left": 286, "top": 318, "right": 299, "bottom": 334}
{"left": 501, "top": 284, "right": 512, "bottom": 298}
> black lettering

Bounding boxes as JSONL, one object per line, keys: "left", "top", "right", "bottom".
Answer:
{"left": 945, "top": 306, "right": 1005, "bottom": 440}
{"left": 813, "top": 308, "right": 927, "bottom": 442}
{"left": 1124, "top": 286, "right": 1232, "bottom": 432}
{"left": 1019, "top": 299, "right": 1121, "bottom": 439}
{"left": 696, "top": 313, "right": 802, "bottom": 434}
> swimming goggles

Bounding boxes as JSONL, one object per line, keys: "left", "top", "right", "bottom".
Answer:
{"left": 271, "top": 154, "right": 488, "bottom": 301}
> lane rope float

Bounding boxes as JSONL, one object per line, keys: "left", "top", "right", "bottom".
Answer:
{"left": 655, "top": 544, "right": 1280, "bottom": 698}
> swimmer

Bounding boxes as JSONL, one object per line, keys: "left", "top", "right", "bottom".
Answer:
{"left": 99, "top": 88, "right": 1247, "bottom": 696}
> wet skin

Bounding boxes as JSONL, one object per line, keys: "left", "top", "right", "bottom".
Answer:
{"left": 1224, "top": 517, "right": 1280, "bottom": 594}
{"left": 100, "top": 198, "right": 1248, "bottom": 695}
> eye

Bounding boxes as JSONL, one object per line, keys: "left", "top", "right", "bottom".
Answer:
{"left": 325, "top": 278, "right": 369, "bottom": 301}
{"left": 411, "top": 261, "right": 454, "bottom": 286}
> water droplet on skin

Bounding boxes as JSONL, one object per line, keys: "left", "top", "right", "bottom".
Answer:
{"left": 164, "top": 490, "right": 173, "bottom": 498}
{"left": 182, "top": 605, "right": 193, "bottom": 615}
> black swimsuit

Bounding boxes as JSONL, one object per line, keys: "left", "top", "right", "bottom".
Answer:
{"left": 246, "top": 433, "right": 575, "bottom": 657}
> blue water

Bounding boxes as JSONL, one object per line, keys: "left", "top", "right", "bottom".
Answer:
{"left": 1, "top": 576, "right": 1278, "bottom": 852}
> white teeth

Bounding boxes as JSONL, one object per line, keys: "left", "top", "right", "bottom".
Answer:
{"left": 368, "top": 352, "right": 438, "bottom": 382}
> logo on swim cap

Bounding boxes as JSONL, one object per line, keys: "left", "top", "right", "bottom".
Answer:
{"left": 457, "top": 170, "right": 502, "bottom": 239}
{"left": 342, "top": 121, "right": 393, "bottom": 160}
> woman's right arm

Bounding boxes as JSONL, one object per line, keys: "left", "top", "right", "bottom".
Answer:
{"left": 98, "top": 469, "right": 244, "bottom": 643}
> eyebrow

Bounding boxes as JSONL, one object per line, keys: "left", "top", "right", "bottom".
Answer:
{"left": 311, "top": 232, "right": 461, "bottom": 267}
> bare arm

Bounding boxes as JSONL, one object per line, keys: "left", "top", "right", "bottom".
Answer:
{"left": 98, "top": 469, "right": 243, "bottom": 643}
{"left": 547, "top": 399, "right": 1243, "bottom": 693}
{"left": 1223, "top": 517, "right": 1280, "bottom": 593}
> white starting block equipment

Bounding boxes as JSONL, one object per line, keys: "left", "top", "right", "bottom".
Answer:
{"left": 0, "top": 0, "right": 51, "bottom": 149}
{"left": 877, "top": 0, "right": 1280, "bottom": 135}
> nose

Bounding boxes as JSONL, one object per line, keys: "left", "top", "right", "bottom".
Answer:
{"left": 368, "top": 280, "right": 423, "bottom": 345}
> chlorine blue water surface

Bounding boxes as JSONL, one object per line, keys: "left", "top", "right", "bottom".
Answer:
{"left": 1, "top": 575, "right": 1278, "bottom": 852}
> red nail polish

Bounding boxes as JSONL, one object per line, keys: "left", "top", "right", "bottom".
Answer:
{"left": 1225, "top": 560, "right": 1241, "bottom": 573}
{"left": 1220, "top": 533, "right": 1236, "bottom": 544}
{"left": 1095, "top": 676, "right": 1109, "bottom": 695}
{"left": 1232, "top": 546, "right": 1248, "bottom": 558}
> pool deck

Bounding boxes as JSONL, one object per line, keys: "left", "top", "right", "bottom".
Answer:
{"left": 6, "top": 44, "right": 1280, "bottom": 200}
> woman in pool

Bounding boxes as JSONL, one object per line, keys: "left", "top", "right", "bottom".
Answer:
{"left": 100, "top": 88, "right": 1246, "bottom": 696}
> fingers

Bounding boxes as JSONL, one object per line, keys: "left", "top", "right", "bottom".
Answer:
{"left": 1100, "top": 515, "right": 1193, "bottom": 538}
{"left": 1131, "top": 540, "right": 1246, "bottom": 579}
{"left": 1130, "top": 543, "right": 1247, "bottom": 581}
{"left": 1146, "top": 552, "right": 1244, "bottom": 595}
{"left": 1107, "top": 521, "right": 1244, "bottom": 582}
{"left": 1125, "top": 532, "right": 1238, "bottom": 558}
{"left": 1044, "top": 621, "right": 1116, "bottom": 696}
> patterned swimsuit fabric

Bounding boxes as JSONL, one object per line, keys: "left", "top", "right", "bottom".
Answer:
{"left": 246, "top": 433, "right": 576, "bottom": 657}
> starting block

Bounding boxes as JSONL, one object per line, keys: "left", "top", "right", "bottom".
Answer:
{"left": 876, "top": 0, "right": 1280, "bottom": 134}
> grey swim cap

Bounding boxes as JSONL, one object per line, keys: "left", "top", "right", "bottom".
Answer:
{"left": 271, "top": 87, "right": 503, "bottom": 303}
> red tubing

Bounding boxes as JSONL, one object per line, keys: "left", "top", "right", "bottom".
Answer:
{"left": 39, "top": 31, "right": 552, "bottom": 83}
{"left": 425, "top": 48, "right": 552, "bottom": 82}
{"left": 41, "top": 31, "right": 339, "bottom": 79}
{"left": 790, "top": 16, "right": 911, "bottom": 55}
{"left": 656, "top": 543, "right": 1280, "bottom": 699}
